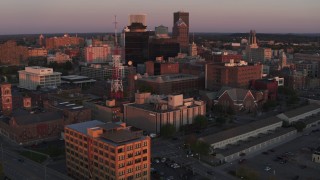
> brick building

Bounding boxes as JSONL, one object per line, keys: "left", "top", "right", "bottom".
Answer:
{"left": 0, "top": 40, "right": 28, "bottom": 65}
{"left": 213, "top": 53, "right": 242, "bottom": 63}
{"left": 145, "top": 61, "right": 179, "bottom": 75}
{"left": 135, "top": 74, "right": 203, "bottom": 95}
{"left": 205, "top": 60, "right": 262, "bottom": 90}
{"left": 45, "top": 34, "right": 84, "bottom": 49}
{"left": 84, "top": 45, "right": 110, "bottom": 63}
{"left": 250, "top": 79, "right": 278, "bottom": 100}
{"left": 0, "top": 110, "right": 64, "bottom": 145}
{"left": 65, "top": 120, "right": 151, "bottom": 180}
{"left": 28, "top": 48, "right": 48, "bottom": 57}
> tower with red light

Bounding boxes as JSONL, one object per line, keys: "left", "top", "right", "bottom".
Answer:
{"left": 110, "top": 16, "right": 124, "bottom": 99}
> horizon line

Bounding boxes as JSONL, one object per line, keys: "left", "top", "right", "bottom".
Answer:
{"left": 0, "top": 31, "right": 319, "bottom": 36}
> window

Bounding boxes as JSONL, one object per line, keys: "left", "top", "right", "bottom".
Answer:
{"left": 143, "top": 157, "right": 147, "bottom": 161}
{"left": 143, "top": 141, "right": 147, "bottom": 147}
{"left": 143, "top": 149, "right": 147, "bottom": 154}
{"left": 118, "top": 148, "right": 123, "bottom": 153}
{"left": 127, "top": 145, "right": 133, "bottom": 151}
{"left": 135, "top": 143, "right": 141, "bottom": 149}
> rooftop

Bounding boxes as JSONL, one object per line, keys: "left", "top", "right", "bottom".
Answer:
{"left": 66, "top": 120, "right": 146, "bottom": 145}
{"left": 199, "top": 116, "right": 282, "bottom": 145}
{"left": 137, "top": 74, "right": 198, "bottom": 83}
{"left": 216, "top": 128, "right": 296, "bottom": 157}
{"left": 14, "top": 111, "right": 64, "bottom": 125}
{"left": 283, "top": 104, "right": 320, "bottom": 118}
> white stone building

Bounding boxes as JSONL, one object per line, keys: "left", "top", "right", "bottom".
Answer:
{"left": 18, "top": 66, "right": 61, "bottom": 90}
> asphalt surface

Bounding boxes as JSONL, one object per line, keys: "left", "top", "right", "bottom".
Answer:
{"left": 222, "top": 127, "right": 320, "bottom": 180}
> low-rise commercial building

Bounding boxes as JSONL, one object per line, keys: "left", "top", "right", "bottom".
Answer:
{"left": 199, "top": 117, "right": 283, "bottom": 149}
{"left": 215, "top": 128, "right": 297, "bottom": 163}
{"left": 276, "top": 104, "right": 320, "bottom": 124}
{"left": 312, "top": 147, "right": 320, "bottom": 163}
{"left": 18, "top": 66, "right": 61, "bottom": 90}
{"left": 61, "top": 75, "right": 96, "bottom": 88}
{"left": 83, "top": 99, "right": 122, "bottom": 122}
{"left": 65, "top": 120, "right": 151, "bottom": 180}
{"left": 124, "top": 93, "right": 206, "bottom": 134}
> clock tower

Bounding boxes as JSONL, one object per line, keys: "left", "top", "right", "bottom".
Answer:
{"left": 1, "top": 83, "right": 13, "bottom": 114}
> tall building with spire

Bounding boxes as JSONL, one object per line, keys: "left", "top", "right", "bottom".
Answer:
{"left": 249, "top": 30, "right": 258, "bottom": 48}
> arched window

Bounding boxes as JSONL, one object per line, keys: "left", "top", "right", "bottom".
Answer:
{"left": 6, "top": 98, "right": 10, "bottom": 103}
{"left": 5, "top": 90, "right": 10, "bottom": 95}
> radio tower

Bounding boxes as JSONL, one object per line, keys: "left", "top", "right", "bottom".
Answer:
{"left": 110, "top": 15, "right": 123, "bottom": 99}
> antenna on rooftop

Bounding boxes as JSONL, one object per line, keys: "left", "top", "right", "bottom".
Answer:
{"left": 193, "top": 32, "right": 195, "bottom": 44}
{"left": 113, "top": 15, "right": 118, "bottom": 46}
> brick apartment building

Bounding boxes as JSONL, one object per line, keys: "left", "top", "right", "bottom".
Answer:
{"left": 0, "top": 40, "right": 28, "bottom": 65}
{"left": 45, "top": 34, "right": 84, "bottom": 49}
{"left": 65, "top": 120, "right": 151, "bottom": 180}
{"left": 206, "top": 60, "right": 262, "bottom": 90}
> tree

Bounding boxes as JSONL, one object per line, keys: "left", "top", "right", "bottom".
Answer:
{"left": 293, "top": 121, "right": 306, "bottom": 132}
{"left": 282, "top": 120, "right": 290, "bottom": 128}
{"left": 190, "top": 140, "right": 210, "bottom": 155}
{"left": 160, "top": 124, "right": 176, "bottom": 138}
{"left": 216, "top": 116, "right": 227, "bottom": 125}
{"left": 194, "top": 115, "right": 208, "bottom": 129}
{"left": 0, "top": 163, "right": 4, "bottom": 178}
{"left": 184, "top": 134, "right": 197, "bottom": 145}
{"left": 262, "top": 100, "right": 277, "bottom": 111}
{"left": 64, "top": 61, "right": 73, "bottom": 70}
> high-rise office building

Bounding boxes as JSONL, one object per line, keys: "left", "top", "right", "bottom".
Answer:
{"left": 65, "top": 120, "right": 151, "bottom": 180}
{"left": 172, "top": 18, "right": 188, "bottom": 52}
{"left": 173, "top": 11, "right": 189, "bottom": 53}
{"left": 173, "top": 11, "right": 189, "bottom": 30}
{"left": 124, "top": 21, "right": 153, "bottom": 66}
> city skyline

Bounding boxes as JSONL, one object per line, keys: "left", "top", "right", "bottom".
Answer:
{"left": 0, "top": 0, "right": 319, "bottom": 35}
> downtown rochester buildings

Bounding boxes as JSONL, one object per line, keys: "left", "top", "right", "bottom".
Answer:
{"left": 64, "top": 120, "right": 151, "bottom": 180}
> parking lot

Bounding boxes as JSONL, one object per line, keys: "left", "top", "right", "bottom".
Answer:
{"left": 223, "top": 128, "right": 320, "bottom": 180}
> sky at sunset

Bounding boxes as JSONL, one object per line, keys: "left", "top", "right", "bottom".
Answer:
{"left": 0, "top": 0, "right": 319, "bottom": 35}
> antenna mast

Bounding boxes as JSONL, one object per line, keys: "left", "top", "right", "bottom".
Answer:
{"left": 113, "top": 15, "right": 118, "bottom": 46}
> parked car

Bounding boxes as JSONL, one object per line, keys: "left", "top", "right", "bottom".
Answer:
{"left": 264, "top": 166, "right": 271, "bottom": 171}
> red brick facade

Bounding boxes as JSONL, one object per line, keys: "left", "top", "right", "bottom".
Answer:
{"left": 206, "top": 63, "right": 262, "bottom": 90}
